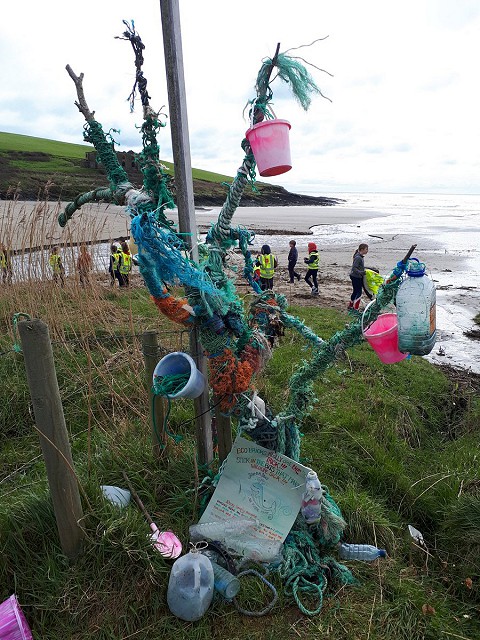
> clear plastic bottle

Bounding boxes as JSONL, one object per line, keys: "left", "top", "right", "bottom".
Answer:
{"left": 167, "top": 547, "right": 214, "bottom": 621}
{"left": 189, "top": 519, "right": 281, "bottom": 562}
{"left": 396, "top": 259, "right": 436, "bottom": 355}
{"left": 338, "top": 543, "right": 387, "bottom": 561}
{"left": 301, "top": 470, "right": 323, "bottom": 524}
{"left": 210, "top": 561, "right": 241, "bottom": 599}
{"left": 230, "top": 538, "right": 283, "bottom": 563}
{"left": 189, "top": 519, "right": 257, "bottom": 544}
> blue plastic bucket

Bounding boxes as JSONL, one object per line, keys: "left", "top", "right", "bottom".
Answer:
{"left": 153, "top": 352, "right": 206, "bottom": 399}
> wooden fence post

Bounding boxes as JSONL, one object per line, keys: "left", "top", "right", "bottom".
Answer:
{"left": 215, "top": 407, "right": 232, "bottom": 463}
{"left": 18, "top": 319, "right": 84, "bottom": 559}
{"left": 160, "top": 0, "right": 213, "bottom": 465}
{"left": 141, "top": 330, "right": 166, "bottom": 455}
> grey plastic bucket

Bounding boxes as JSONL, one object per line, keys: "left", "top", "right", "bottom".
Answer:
{"left": 153, "top": 352, "right": 206, "bottom": 399}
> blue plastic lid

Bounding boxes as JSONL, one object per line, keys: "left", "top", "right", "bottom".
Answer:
{"left": 378, "top": 549, "right": 387, "bottom": 558}
{"left": 406, "top": 258, "right": 426, "bottom": 277}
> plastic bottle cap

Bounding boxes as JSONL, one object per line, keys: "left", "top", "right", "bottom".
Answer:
{"left": 406, "top": 259, "right": 426, "bottom": 277}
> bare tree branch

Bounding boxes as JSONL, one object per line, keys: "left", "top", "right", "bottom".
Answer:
{"left": 65, "top": 64, "right": 95, "bottom": 121}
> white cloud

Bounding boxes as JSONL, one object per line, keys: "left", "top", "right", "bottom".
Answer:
{"left": 1, "top": 0, "right": 480, "bottom": 194}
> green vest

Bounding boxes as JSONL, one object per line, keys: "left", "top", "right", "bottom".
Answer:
{"left": 259, "top": 253, "right": 275, "bottom": 278}
{"left": 308, "top": 251, "right": 319, "bottom": 270}
{"left": 0, "top": 252, "right": 6, "bottom": 268}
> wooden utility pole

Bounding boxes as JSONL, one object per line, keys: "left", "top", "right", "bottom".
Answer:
{"left": 18, "top": 319, "right": 84, "bottom": 559}
{"left": 159, "top": 0, "right": 213, "bottom": 465}
{"left": 141, "top": 331, "right": 166, "bottom": 455}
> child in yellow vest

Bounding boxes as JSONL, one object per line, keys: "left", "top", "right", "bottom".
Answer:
{"left": 118, "top": 241, "right": 132, "bottom": 287}
{"left": 49, "top": 247, "right": 65, "bottom": 286}
{"left": 256, "top": 244, "right": 278, "bottom": 291}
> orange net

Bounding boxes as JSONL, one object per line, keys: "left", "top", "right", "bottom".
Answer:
{"left": 207, "top": 348, "right": 254, "bottom": 411}
{"left": 152, "top": 291, "right": 193, "bottom": 326}
{"left": 240, "top": 342, "right": 262, "bottom": 374}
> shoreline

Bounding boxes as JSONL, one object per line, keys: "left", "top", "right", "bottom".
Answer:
{"left": 2, "top": 199, "right": 478, "bottom": 373}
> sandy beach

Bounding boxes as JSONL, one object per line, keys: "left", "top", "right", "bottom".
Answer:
{"left": 1, "top": 199, "right": 479, "bottom": 373}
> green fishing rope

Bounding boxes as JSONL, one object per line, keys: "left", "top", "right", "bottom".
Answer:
{"left": 12, "top": 313, "right": 31, "bottom": 353}
{"left": 151, "top": 373, "right": 191, "bottom": 445}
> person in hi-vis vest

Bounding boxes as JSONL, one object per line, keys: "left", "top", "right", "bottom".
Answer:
{"left": 118, "top": 241, "right": 132, "bottom": 287}
{"left": 304, "top": 242, "right": 319, "bottom": 295}
{"left": 49, "top": 246, "right": 65, "bottom": 286}
{"left": 256, "top": 244, "right": 278, "bottom": 291}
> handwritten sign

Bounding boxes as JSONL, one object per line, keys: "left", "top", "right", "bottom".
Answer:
{"left": 199, "top": 436, "right": 310, "bottom": 542}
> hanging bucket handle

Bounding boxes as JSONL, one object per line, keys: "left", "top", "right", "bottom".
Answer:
{"left": 361, "top": 299, "right": 378, "bottom": 337}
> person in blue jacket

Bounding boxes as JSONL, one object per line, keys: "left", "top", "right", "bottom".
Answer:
{"left": 287, "top": 240, "right": 301, "bottom": 284}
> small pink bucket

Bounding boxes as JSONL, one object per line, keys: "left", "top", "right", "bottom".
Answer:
{"left": 0, "top": 595, "right": 33, "bottom": 640}
{"left": 362, "top": 313, "right": 408, "bottom": 364}
{"left": 245, "top": 119, "right": 292, "bottom": 177}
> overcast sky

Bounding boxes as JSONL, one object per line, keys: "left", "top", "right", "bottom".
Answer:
{"left": 1, "top": 1, "right": 480, "bottom": 195}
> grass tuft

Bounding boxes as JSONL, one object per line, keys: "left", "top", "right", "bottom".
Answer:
{"left": 0, "top": 201, "right": 479, "bottom": 638}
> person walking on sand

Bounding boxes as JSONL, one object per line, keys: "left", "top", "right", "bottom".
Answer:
{"left": 49, "top": 246, "right": 65, "bottom": 286}
{"left": 348, "top": 243, "right": 369, "bottom": 310}
{"left": 77, "top": 244, "right": 93, "bottom": 287}
{"left": 0, "top": 243, "right": 13, "bottom": 285}
{"left": 287, "top": 240, "right": 301, "bottom": 284}
{"left": 256, "top": 244, "right": 278, "bottom": 291}
{"left": 304, "top": 242, "right": 319, "bottom": 295}
{"left": 118, "top": 241, "right": 132, "bottom": 287}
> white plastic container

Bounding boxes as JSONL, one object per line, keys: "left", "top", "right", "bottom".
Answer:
{"left": 167, "top": 548, "right": 214, "bottom": 622}
{"left": 100, "top": 485, "right": 131, "bottom": 508}
{"left": 396, "top": 259, "right": 436, "bottom": 355}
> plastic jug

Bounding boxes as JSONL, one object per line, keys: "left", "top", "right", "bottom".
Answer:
{"left": 166, "top": 547, "right": 214, "bottom": 621}
{"left": 396, "top": 259, "right": 436, "bottom": 355}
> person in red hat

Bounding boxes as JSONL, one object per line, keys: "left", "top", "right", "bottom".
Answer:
{"left": 304, "top": 242, "right": 319, "bottom": 295}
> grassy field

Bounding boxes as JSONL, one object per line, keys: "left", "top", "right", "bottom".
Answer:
{"left": 1, "top": 251, "right": 479, "bottom": 640}
{"left": 0, "top": 131, "right": 264, "bottom": 205}
{"left": 0, "top": 132, "right": 233, "bottom": 183}
{"left": 0, "top": 131, "right": 93, "bottom": 158}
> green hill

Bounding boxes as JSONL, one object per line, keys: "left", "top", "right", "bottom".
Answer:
{"left": 0, "top": 131, "right": 341, "bottom": 206}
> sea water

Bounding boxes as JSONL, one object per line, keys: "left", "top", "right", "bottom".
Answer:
{"left": 244, "top": 192, "right": 480, "bottom": 374}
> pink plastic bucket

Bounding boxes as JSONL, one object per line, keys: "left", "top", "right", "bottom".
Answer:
{"left": 0, "top": 595, "right": 33, "bottom": 640}
{"left": 363, "top": 313, "right": 408, "bottom": 364}
{"left": 245, "top": 119, "right": 292, "bottom": 177}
